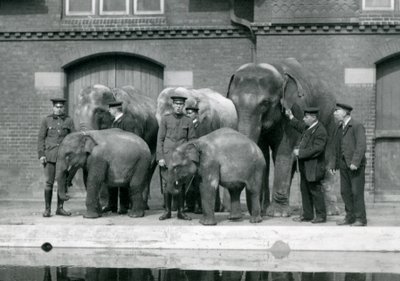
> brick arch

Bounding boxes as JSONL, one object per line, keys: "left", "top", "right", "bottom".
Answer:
{"left": 368, "top": 40, "right": 400, "bottom": 65}
{"left": 60, "top": 44, "right": 165, "bottom": 69}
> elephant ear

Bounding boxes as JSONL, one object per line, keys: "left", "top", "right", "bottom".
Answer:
{"left": 280, "top": 58, "right": 311, "bottom": 110}
{"left": 186, "top": 143, "right": 200, "bottom": 163}
{"left": 82, "top": 134, "right": 97, "bottom": 153}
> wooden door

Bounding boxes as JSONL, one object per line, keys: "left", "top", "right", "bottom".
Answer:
{"left": 66, "top": 54, "right": 164, "bottom": 116}
{"left": 375, "top": 56, "right": 400, "bottom": 202}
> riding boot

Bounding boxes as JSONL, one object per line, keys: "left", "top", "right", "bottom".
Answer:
{"left": 56, "top": 195, "right": 71, "bottom": 216}
{"left": 43, "top": 189, "right": 52, "bottom": 217}
{"left": 159, "top": 193, "right": 172, "bottom": 220}
{"left": 177, "top": 192, "right": 192, "bottom": 221}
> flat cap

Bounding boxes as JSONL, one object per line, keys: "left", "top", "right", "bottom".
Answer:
{"left": 108, "top": 101, "right": 123, "bottom": 108}
{"left": 304, "top": 107, "right": 319, "bottom": 114}
{"left": 336, "top": 102, "right": 353, "bottom": 112}
{"left": 185, "top": 98, "right": 199, "bottom": 111}
{"left": 50, "top": 98, "right": 66, "bottom": 104}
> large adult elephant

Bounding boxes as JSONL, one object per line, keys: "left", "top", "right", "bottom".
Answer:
{"left": 157, "top": 87, "right": 238, "bottom": 211}
{"left": 227, "top": 58, "right": 339, "bottom": 217}
{"left": 74, "top": 84, "right": 158, "bottom": 207}
{"left": 57, "top": 129, "right": 152, "bottom": 218}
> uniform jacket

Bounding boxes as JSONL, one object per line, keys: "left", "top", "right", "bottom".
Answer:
{"left": 37, "top": 114, "right": 75, "bottom": 163}
{"left": 112, "top": 113, "right": 137, "bottom": 134}
{"left": 156, "top": 113, "right": 196, "bottom": 167}
{"left": 290, "top": 119, "right": 328, "bottom": 182}
{"left": 334, "top": 118, "right": 366, "bottom": 169}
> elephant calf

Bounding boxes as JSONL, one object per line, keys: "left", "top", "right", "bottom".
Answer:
{"left": 57, "top": 129, "right": 152, "bottom": 218}
{"left": 167, "top": 128, "right": 265, "bottom": 225}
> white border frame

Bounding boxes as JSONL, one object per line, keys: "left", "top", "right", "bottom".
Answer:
{"left": 134, "top": 0, "right": 164, "bottom": 15}
{"left": 362, "top": 0, "right": 394, "bottom": 11}
{"left": 100, "top": 0, "right": 129, "bottom": 15}
{"left": 65, "top": 0, "right": 96, "bottom": 16}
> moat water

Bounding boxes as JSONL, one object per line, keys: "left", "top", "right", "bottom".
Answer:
{"left": 1, "top": 266, "right": 400, "bottom": 281}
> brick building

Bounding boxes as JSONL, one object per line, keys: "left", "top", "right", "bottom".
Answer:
{"left": 0, "top": 0, "right": 399, "bottom": 203}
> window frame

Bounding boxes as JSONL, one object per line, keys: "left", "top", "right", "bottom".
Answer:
{"left": 99, "top": 0, "right": 129, "bottom": 16}
{"left": 362, "top": 0, "right": 394, "bottom": 11}
{"left": 65, "top": 0, "right": 96, "bottom": 16}
{"left": 133, "top": 0, "right": 164, "bottom": 15}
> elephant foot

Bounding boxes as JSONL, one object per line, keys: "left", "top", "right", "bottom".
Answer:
{"left": 159, "top": 211, "right": 171, "bottom": 220}
{"left": 228, "top": 213, "right": 243, "bottom": 221}
{"left": 42, "top": 209, "right": 51, "bottom": 218}
{"left": 144, "top": 203, "right": 150, "bottom": 210}
{"left": 266, "top": 203, "right": 291, "bottom": 217}
{"left": 199, "top": 217, "right": 217, "bottom": 225}
{"left": 128, "top": 210, "right": 144, "bottom": 218}
{"left": 177, "top": 211, "right": 192, "bottom": 221}
{"left": 56, "top": 208, "right": 71, "bottom": 216}
{"left": 250, "top": 215, "right": 263, "bottom": 223}
{"left": 83, "top": 211, "right": 102, "bottom": 219}
{"left": 326, "top": 206, "right": 340, "bottom": 216}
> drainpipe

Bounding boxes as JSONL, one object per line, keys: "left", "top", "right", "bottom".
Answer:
{"left": 229, "top": 0, "right": 257, "bottom": 63}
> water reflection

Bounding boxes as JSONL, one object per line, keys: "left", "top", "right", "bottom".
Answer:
{"left": 2, "top": 266, "right": 396, "bottom": 281}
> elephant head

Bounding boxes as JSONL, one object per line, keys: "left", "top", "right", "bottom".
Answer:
{"left": 74, "top": 84, "right": 115, "bottom": 131}
{"left": 166, "top": 142, "right": 199, "bottom": 195}
{"left": 227, "top": 63, "right": 285, "bottom": 141}
{"left": 57, "top": 132, "right": 97, "bottom": 201}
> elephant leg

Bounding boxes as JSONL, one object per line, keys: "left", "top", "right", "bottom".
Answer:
{"left": 267, "top": 146, "right": 296, "bottom": 217}
{"left": 199, "top": 182, "right": 217, "bottom": 225}
{"left": 321, "top": 170, "right": 340, "bottom": 216}
{"left": 228, "top": 188, "right": 243, "bottom": 220}
{"left": 258, "top": 138, "right": 271, "bottom": 216}
{"left": 84, "top": 161, "right": 106, "bottom": 219}
{"left": 246, "top": 188, "right": 262, "bottom": 223}
{"left": 143, "top": 158, "right": 156, "bottom": 210}
{"left": 128, "top": 184, "right": 145, "bottom": 218}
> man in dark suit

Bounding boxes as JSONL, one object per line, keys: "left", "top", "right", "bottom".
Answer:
{"left": 156, "top": 94, "right": 196, "bottom": 220}
{"left": 330, "top": 103, "right": 367, "bottom": 226}
{"left": 102, "top": 101, "right": 136, "bottom": 215}
{"left": 38, "top": 98, "right": 75, "bottom": 217}
{"left": 286, "top": 107, "right": 327, "bottom": 223}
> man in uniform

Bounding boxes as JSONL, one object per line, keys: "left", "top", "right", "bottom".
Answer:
{"left": 38, "top": 98, "right": 75, "bottom": 217}
{"left": 183, "top": 99, "right": 202, "bottom": 214}
{"left": 330, "top": 103, "right": 367, "bottom": 226}
{"left": 102, "top": 101, "right": 136, "bottom": 215}
{"left": 286, "top": 107, "right": 328, "bottom": 223}
{"left": 156, "top": 94, "right": 196, "bottom": 220}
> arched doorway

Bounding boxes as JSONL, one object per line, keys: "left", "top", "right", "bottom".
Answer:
{"left": 65, "top": 53, "right": 164, "bottom": 116}
{"left": 375, "top": 55, "right": 400, "bottom": 202}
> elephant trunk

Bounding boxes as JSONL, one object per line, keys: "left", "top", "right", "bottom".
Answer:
{"left": 236, "top": 111, "right": 261, "bottom": 142}
{"left": 56, "top": 158, "right": 70, "bottom": 201}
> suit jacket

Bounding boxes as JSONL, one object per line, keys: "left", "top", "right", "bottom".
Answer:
{"left": 156, "top": 113, "right": 196, "bottom": 167}
{"left": 290, "top": 119, "right": 328, "bottom": 182}
{"left": 37, "top": 114, "right": 75, "bottom": 163}
{"left": 112, "top": 113, "right": 137, "bottom": 134}
{"left": 335, "top": 118, "right": 366, "bottom": 169}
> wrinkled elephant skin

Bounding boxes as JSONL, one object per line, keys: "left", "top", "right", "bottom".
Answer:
{"left": 227, "top": 58, "right": 339, "bottom": 217}
{"left": 168, "top": 128, "right": 265, "bottom": 225}
{"left": 56, "top": 129, "right": 152, "bottom": 218}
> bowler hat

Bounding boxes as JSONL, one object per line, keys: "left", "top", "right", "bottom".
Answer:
{"left": 336, "top": 102, "right": 353, "bottom": 112}
{"left": 50, "top": 98, "right": 66, "bottom": 104}
{"left": 108, "top": 101, "right": 123, "bottom": 108}
{"left": 304, "top": 107, "right": 319, "bottom": 115}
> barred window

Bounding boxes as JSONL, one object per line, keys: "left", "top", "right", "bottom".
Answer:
{"left": 65, "top": 0, "right": 164, "bottom": 16}
{"left": 362, "top": 0, "right": 394, "bottom": 11}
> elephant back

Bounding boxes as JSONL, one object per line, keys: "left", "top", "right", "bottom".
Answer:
{"left": 157, "top": 87, "right": 237, "bottom": 137}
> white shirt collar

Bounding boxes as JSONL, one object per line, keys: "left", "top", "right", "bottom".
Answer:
{"left": 308, "top": 120, "right": 318, "bottom": 130}
{"left": 343, "top": 116, "right": 351, "bottom": 127}
{"left": 114, "top": 112, "right": 123, "bottom": 122}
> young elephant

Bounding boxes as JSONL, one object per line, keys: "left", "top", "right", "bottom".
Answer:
{"left": 167, "top": 127, "right": 265, "bottom": 225}
{"left": 57, "top": 129, "right": 152, "bottom": 218}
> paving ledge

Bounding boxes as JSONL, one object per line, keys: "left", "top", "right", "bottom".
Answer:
{"left": 0, "top": 224, "right": 399, "bottom": 252}
{"left": 0, "top": 248, "right": 400, "bottom": 273}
